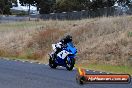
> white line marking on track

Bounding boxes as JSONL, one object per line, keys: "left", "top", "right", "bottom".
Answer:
{"left": 14, "top": 60, "right": 18, "bottom": 62}
{"left": 22, "top": 61, "right": 25, "bottom": 63}
{"left": 100, "top": 72, "right": 103, "bottom": 73}
{"left": 86, "top": 70, "right": 89, "bottom": 71}
{"left": 38, "top": 63, "right": 42, "bottom": 64}
{"left": 30, "top": 62, "right": 33, "bottom": 63}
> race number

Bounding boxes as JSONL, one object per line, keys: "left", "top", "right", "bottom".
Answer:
{"left": 57, "top": 50, "right": 68, "bottom": 59}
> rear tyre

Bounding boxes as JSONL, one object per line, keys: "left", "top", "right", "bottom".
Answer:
{"left": 49, "top": 56, "right": 57, "bottom": 69}
{"left": 66, "top": 58, "right": 75, "bottom": 71}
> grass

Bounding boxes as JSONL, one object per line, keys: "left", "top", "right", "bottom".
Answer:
{"left": 75, "top": 64, "right": 132, "bottom": 75}
{"left": 0, "top": 15, "right": 132, "bottom": 73}
{"left": 0, "top": 20, "right": 80, "bottom": 31}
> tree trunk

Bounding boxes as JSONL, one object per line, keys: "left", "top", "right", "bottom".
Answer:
{"left": 0, "top": 9, "right": 3, "bottom": 15}
{"left": 28, "top": 4, "right": 31, "bottom": 21}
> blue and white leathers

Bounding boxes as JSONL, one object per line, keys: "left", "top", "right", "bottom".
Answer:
{"left": 51, "top": 42, "right": 77, "bottom": 67}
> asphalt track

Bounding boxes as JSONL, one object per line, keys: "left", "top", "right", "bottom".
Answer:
{"left": 0, "top": 58, "right": 131, "bottom": 88}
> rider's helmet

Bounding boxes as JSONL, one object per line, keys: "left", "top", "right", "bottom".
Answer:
{"left": 65, "top": 35, "right": 72, "bottom": 42}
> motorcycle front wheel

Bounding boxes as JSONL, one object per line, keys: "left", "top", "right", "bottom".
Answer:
{"left": 66, "top": 58, "right": 75, "bottom": 71}
{"left": 49, "top": 56, "right": 57, "bottom": 69}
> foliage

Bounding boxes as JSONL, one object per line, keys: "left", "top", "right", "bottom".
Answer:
{"left": 0, "top": 0, "right": 15, "bottom": 14}
{"left": 35, "top": 0, "right": 55, "bottom": 14}
{"left": 16, "top": 11, "right": 28, "bottom": 16}
{"left": 1, "top": 0, "right": 132, "bottom": 14}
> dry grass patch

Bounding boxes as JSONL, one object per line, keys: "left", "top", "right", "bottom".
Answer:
{"left": 0, "top": 16, "right": 131, "bottom": 66}
{"left": 72, "top": 16, "right": 132, "bottom": 66}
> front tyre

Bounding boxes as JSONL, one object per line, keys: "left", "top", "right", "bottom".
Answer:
{"left": 49, "top": 56, "right": 57, "bottom": 69}
{"left": 66, "top": 58, "right": 75, "bottom": 71}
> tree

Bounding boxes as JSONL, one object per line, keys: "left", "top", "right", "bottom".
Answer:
{"left": 18, "top": 0, "right": 131, "bottom": 14}
{"left": 0, "top": 0, "right": 14, "bottom": 15}
{"left": 19, "top": 0, "right": 36, "bottom": 15}
{"left": 116, "top": 0, "right": 131, "bottom": 6}
{"left": 89, "top": 0, "right": 116, "bottom": 10}
{"left": 54, "top": 0, "right": 91, "bottom": 12}
{"left": 53, "top": 0, "right": 117, "bottom": 12}
{"left": 19, "top": 0, "right": 55, "bottom": 14}
{"left": 11, "top": 0, "right": 18, "bottom": 7}
{"left": 35, "top": 0, "right": 55, "bottom": 14}
{"left": 0, "top": 0, "right": 5, "bottom": 14}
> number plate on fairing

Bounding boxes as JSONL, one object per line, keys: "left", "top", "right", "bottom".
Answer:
{"left": 57, "top": 50, "right": 69, "bottom": 59}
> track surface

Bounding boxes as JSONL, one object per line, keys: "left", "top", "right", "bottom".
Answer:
{"left": 0, "top": 59, "right": 131, "bottom": 88}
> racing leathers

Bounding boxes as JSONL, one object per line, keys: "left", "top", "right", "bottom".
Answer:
{"left": 53, "top": 35, "right": 72, "bottom": 59}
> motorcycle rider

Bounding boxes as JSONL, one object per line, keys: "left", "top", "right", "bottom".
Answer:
{"left": 53, "top": 35, "right": 72, "bottom": 59}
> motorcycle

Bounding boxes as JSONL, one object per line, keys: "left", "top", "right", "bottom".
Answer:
{"left": 49, "top": 42, "right": 77, "bottom": 71}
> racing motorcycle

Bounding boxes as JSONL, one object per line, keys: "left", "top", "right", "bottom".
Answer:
{"left": 49, "top": 42, "right": 77, "bottom": 71}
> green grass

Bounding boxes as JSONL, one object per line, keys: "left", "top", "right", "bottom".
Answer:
{"left": 0, "top": 20, "right": 77, "bottom": 31}
{"left": 0, "top": 21, "right": 44, "bottom": 31}
{"left": 75, "top": 64, "right": 132, "bottom": 75}
{"left": 128, "top": 31, "right": 132, "bottom": 37}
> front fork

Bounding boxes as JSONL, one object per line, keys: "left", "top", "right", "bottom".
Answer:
{"left": 66, "top": 57, "right": 71, "bottom": 64}
{"left": 67, "top": 57, "right": 71, "bottom": 61}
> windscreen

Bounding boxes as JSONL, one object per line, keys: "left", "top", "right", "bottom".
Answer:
{"left": 68, "top": 42, "right": 74, "bottom": 48}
